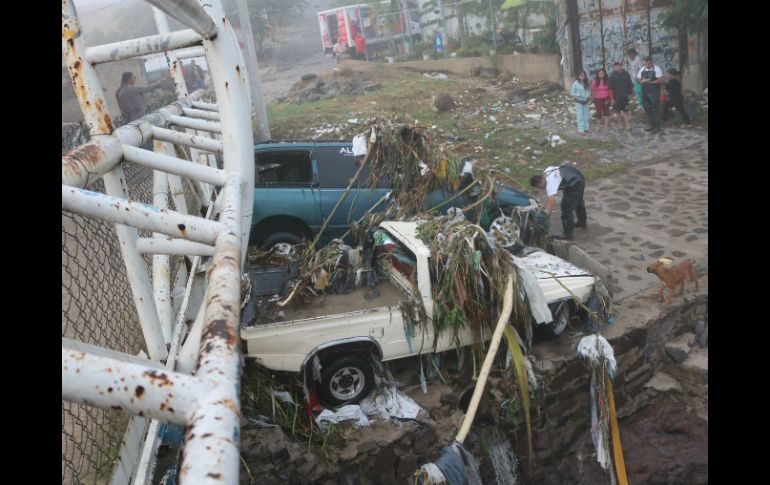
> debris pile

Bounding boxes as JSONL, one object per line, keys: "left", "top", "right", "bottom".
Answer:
{"left": 284, "top": 68, "right": 383, "bottom": 103}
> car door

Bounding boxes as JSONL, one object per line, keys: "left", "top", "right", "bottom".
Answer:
{"left": 315, "top": 145, "right": 390, "bottom": 243}
{"left": 253, "top": 146, "right": 322, "bottom": 233}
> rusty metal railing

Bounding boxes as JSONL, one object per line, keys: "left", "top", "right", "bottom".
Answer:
{"left": 62, "top": 0, "right": 254, "bottom": 483}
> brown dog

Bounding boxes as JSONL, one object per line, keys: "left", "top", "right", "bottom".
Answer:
{"left": 646, "top": 258, "right": 699, "bottom": 304}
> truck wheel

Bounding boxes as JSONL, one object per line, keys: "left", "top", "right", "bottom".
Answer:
{"left": 536, "top": 301, "right": 572, "bottom": 340}
{"left": 318, "top": 355, "right": 374, "bottom": 406}
{"left": 262, "top": 231, "right": 303, "bottom": 249}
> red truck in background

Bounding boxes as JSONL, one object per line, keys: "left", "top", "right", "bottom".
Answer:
{"left": 317, "top": 3, "right": 421, "bottom": 57}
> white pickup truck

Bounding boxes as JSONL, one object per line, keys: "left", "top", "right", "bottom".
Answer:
{"left": 241, "top": 221, "right": 595, "bottom": 405}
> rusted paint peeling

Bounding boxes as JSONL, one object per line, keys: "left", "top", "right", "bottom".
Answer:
{"left": 143, "top": 369, "right": 173, "bottom": 387}
{"left": 201, "top": 319, "right": 237, "bottom": 349}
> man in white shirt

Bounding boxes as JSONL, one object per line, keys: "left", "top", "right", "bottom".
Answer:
{"left": 637, "top": 56, "right": 665, "bottom": 134}
{"left": 530, "top": 165, "right": 587, "bottom": 240}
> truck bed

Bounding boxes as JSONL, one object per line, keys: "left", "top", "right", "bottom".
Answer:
{"left": 278, "top": 280, "right": 406, "bottom": 322}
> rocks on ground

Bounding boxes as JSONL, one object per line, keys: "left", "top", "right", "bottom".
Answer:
{"left": 431, "top": 93, "right": 456, "bottom": 112}
{"left": 285, "top": 69, "right": 383, "bottom": 103}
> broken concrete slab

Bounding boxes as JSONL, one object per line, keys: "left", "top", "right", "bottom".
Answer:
{"left": 665, "top": 333, "right": 694, "bottom": 363}
{"left": 644, "top": 371, "right": 683, "bottom": 393}
{"left": 680, "top": 347, "right": 708, "bottom": 383}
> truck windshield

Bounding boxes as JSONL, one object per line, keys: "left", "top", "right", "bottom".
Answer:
{"left": 372, "top": 229, "right": 417, "bottom": 280}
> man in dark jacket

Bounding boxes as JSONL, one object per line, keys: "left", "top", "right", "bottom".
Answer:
{"left": 530, "top": 165, "right": 587, "bottom": 240}
{"left": 662, "top": 68, "right": 691, "bottom": 126}
{"left": 116, "top": 72, "right": 163, "bottom": 122}
{"left": 608, "top": 61, "right": 634, "bottom": 131}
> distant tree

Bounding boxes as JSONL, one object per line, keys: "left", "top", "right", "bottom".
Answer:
{"left": 659, "top": 0, "right": 708, "bottom": 88}
{"left": 659, "top": 0, "right": 708, "bottom": 34}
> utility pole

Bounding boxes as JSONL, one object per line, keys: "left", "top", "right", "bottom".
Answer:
{"left": 402, "top": 0, "right": 412, "bottom": 53}
{"left": 489, "top": 0, "right": 497, "bottom": 51}
{"left": 437, "top": 0, "right": 447, "bottom": 45}
{"left": 235, "top": 0, "right": 271, "bottom": 141}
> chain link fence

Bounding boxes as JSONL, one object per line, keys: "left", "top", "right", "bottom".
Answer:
{"left": 62, "top": 93, "right": 201, "bottom": 484}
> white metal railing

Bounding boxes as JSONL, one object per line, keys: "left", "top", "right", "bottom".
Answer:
{"left": 62, "top": 0, "right": 254, "bottom": 483}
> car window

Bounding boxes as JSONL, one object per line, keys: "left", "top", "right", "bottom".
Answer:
{"left": 315, "top": 146, "right": 389, "bottom": 188}
{"left": 255, "top": 150, "right": 313, "bottom": 187}
{"left": 372, "top": 229, "right": 417, "bottom": 280}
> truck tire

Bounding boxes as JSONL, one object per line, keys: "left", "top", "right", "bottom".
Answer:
{"left": 262, "top": 231, "right": 303, "bottom": 248}
{"left": 536, "top": 301, "right": 572, "bottom": 340}
{"left": 318, "top": 355, "right": 374, "bottom": 406}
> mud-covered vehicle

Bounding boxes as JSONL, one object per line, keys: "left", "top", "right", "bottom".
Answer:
{"left": 241, "top": 221, "right": 595, "bottom": 406}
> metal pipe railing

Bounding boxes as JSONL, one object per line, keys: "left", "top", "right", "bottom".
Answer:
{"left": 182, "top": 107, "right": 222, "bottom": 121}
{"left": 85, "top": 30, "right": 202, "bottom": 64}
{"left": 121, "top": 144, "right": 226, "bottom": 186}
{"left": 62, "top": 0, "right": 256, "bottom": 481}
{"left": 167, "top": 114, "right": 223, "bottom": 133}
{"left": 146, "top": 0, "right": 218, "bottom": 40}
{"left": 137, "top": 238, "right": 216, "bottom": 256}
{"left": 62, "top": 346, "right": 200, "bottom": 424}
{"left": 61, "top": 186, "right": 225, "bottom": 245}
{"left": 150, "top": 126, "right": 223, "bottom": 153}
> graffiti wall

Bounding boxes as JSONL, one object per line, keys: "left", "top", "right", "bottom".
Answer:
{"left": 576, "top": 0, "right": 678, "bottom": 76}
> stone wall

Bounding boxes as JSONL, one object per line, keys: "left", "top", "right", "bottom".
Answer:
{"left": 391, "top": 53, "right": 562, "bottom": 84}
{"left": 523, "top": 295, "right": 708, "bottom": 484}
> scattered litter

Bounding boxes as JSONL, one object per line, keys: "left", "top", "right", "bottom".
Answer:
{"left": 316, "top": 405, "right": 370, "bottom": 430}
{"left": 423, "top": 72, "right": 449, "bottom": 81}
{"left": 523, "top": 113, "right": 541, "bottom": 120}
{"left": 347, "top": 118, "right": 359, "bottom": 124}
{"left": 359, "top": 386, "right": 422, "bottom": 421}
{"left": 548, "top": 134, "right": 566, "bottom": 147}
{"left": 316, "top": 386, "right": 423, "bottom": 431}
{"left": 270, "top": 390, "right": 295, "bottom": 405}
{"left": 246, "top": 416, "right": 280, "bottom": 429}
{"left": 352, "top": 133, "right": 368, "bottom": 156}
{"left": 577, "top": 335, "right": 616, "bottom": 377}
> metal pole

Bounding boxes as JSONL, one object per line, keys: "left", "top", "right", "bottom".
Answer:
{"left": 137, "top": 238, "right": 216, "bottom": 256}
{"left": 150, "top": 126, "right": 223, "bottom": 153}
{"left": 62, "top": 0, "right": 113, "bottom": 135}
{"left": 235, "top": 0, "right": 271, "bottom": 141}
{"left": 152, "top": 164, "right": 174, "bottom": 343}
{"left": 402, "top": 1, "right": 412, "bottom": 54}
{"left": 84, "top": 30, "right": 203, "bottom": 65}
{"left": 146, "top": 0, "right": 218, "bottom": 40}
{"left": 62, "top": 344, "right": 200, "bottom": 424}
{"left": 489, "top": 0, "right": 497, "bottom": 51}
{"left": 167, "top": 114, "right": 222, "bottom": 132}
{"left": 438, "top": 0, "right": 447, "bottom": 46}
{"left": 62, "top": 186, "right": 225, "bottom": 245}
{"left": 151, "top": 6, "right": 189, "bottom": 98}
{"left": 122, "top": 144, "right": 226, "bottom": 185}
{"left": 181, "top": 107, "right": 221, "bottom": 121}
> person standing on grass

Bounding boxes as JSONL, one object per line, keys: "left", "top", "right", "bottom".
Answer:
{"left": 608, "top": 61, "right": 634, "bottom": 131}
{"left": 332, "top": 38, "right": 347, "bottom": 64}
{"left": 591, "top": 68, "right": 611, "bottom": 131}
{"left": 662, "top": 68, "right": 692, "bottom": 127}
{"left": 571, "top": 70, "right": 591, "bottom": 135}
{"left": 637, "top": 56, "right": 665, "bottom": 134}
{"left": 626, "top": 48, "right": 644, "bottom": 109}
{"left": 354, "top": 32, "right": 366, "bottom": 60}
